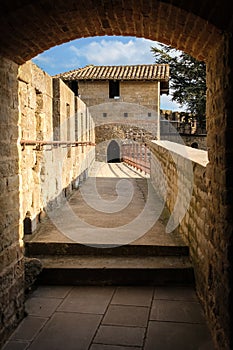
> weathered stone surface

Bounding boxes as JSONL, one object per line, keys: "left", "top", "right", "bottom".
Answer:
{"left": 0, "top": 56, "right": 25, "bottom": 349}
{"left": 0, "top": 1, "right": 224, "bottom": 65}
{"left": 24, "top": 257, "right": 42, "bottom": 293}
{"left": 18, "top": 61, "right": 95, "bottom": 234}
{"left": 149, "top": 135, "right": 232, "bottom": 350}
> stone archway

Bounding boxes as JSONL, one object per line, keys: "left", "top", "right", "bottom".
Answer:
{"left": 0, "top": 1, "right": 225, "bottom": 63}
{"left": 0, "top": 2, "right": 233, "bottom": 349}
{"left": 107, "top": 140, "right": 121, "bottom": 163}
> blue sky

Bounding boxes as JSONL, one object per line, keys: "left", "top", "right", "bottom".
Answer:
{"left": 32, "top": 36, "right": 183, "bottom": 111}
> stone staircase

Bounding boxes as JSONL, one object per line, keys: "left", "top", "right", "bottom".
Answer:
{"left": 24, "top": 240, "right": 194, "bottom": 286}
{"left": 24, "top": 163, "right": 194, "bottom": 286}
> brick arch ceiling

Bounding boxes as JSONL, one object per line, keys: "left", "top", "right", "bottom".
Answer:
{"left": 0, "top": 0, "right": 231, "bottom": 65}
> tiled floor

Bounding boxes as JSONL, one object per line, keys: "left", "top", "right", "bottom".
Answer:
{"left": 3, "top": 285, "right": 215, "bottom": 350}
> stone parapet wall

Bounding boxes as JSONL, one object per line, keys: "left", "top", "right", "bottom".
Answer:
{"left": 160, "top": 133, "right": 207, "bottom": 151}
{"left": 18, "top": 61, "right": 95, "bottom": 233}
{"left": 149, "top": 140, "right": 220, "bottom": 344}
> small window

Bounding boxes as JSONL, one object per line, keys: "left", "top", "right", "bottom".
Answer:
{"left": 103, "top": 113, "right": 107, "bottom": 118}
{"left": 70, "top": 80, "right": 79, "bottom": 96}
{"left": 148, "top": 112, "right": 151, "bottom": 117}
{"left": 124, "top": 113, "right": 128, "bottom": 118}
{"left": 109, "top": 80, "right": 120, "bottom": 98}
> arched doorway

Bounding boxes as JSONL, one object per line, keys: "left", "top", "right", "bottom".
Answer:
{"left": 107, "top": 140, "right": 120, "bottom": 163}
{"left": 191, "top": 142, "right": 198, "bottom": 149}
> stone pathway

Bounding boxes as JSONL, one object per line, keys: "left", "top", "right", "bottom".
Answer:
{"left": 88, "top": 161, "right": 150, "bottom": 178}
{"left": 4, "top": 162, "right": 215, "bottom": 349}
{"left": 25, "top": 162, "right": 183, "bottom": 247}
{"left": 3, "top": 285, "right": 214, "bottom": 350}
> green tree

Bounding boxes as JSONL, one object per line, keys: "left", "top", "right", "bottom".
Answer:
{"left": 151, "top": 44, "right": 206, "bottom": 128}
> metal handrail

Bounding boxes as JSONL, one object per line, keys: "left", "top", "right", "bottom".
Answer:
{"left": 121, "top": 143, "right": 151, "bottom": 174}
{"left": 122, "top": 156, "right": 150, "bottom": 174}
{"left": 20, "top": 139, "right": 95, "bottom": 150}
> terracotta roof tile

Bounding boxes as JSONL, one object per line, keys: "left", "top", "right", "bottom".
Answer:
{"left": 55, "top": 64, "right": 169, "bottom": 81}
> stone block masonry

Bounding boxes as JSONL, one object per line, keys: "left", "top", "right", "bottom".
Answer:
{"left": 18, "top": 61, "right": 95, "bottom": 233}
{"left": 79, "top": 80, "right": 159, "bottom": 112}
{"left": 0, "top": 56, "right": 25, "bottom": 348}
{"left": 79, "top": 80, "right": 159, "bottom": 138}
{"left": 0, "top": 58, "right": 95, "bottom": 347}
{"left": 149, "top": 139, "right": 230, "bottom": 349}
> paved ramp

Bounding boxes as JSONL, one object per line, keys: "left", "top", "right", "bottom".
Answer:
{"left": 26, "top": 162, "right": 183, "bottom": 247}
{"left": 89, "top": 161, "right": 150, "bottom": 178}
{"left": 25, "top": 161, "right": 193, "bottom": 285}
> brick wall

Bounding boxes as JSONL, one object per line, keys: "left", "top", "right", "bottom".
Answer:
{"left": 0, "top": 1, "right": 223, "bottom": 65}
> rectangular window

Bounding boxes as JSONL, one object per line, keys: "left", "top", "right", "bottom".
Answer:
{"left": 103, "top": 113, "right": 107, "bottom": 118}
{"left": 124, "top": 112, "right": 128, "bottom": 118}
{"left": 109, "top": 80, "right": 120, "bottom": 98}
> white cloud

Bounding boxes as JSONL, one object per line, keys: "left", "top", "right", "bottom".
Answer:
{"left": 69, "top": 38, "right": 157, "bottom": 66}
{"left": 33, "top": 54, "right": 54, "bottom": 65}
{"left": 32, "top": 36, "right": 184, "bottom": 111}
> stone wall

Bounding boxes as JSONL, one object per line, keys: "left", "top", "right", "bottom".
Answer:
{"left": 149, "top": 140, "right": 221, "bottom": 345}
{"left": 95, "top": 124, "right": 153, "bottom": 162}
{"left": 78, "top": 80, "right": 159, "bottom": 138}
{"left": 79, "top": 80, "right": 159, "bottom": 110}
{"left": 0, "top": 58, "right": 95, "bottom": 347}
{"left": 160, "top": 132, "right": 207, "bottom": 151}
{"left": 205, "top": 34, "right": 233, "bottom": 350}
{"left": 181, "top": 135, "right": 207, "bottom": 150}
{"left": 0, "top": 56, "right": 24, "bottom": 347}
{"left": 18, "top": 61, "right": 95, "bottom": 234}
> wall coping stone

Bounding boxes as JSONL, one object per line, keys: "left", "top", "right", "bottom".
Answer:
{"left": 150, "top": 140, "right": 209, "bottom": 167}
